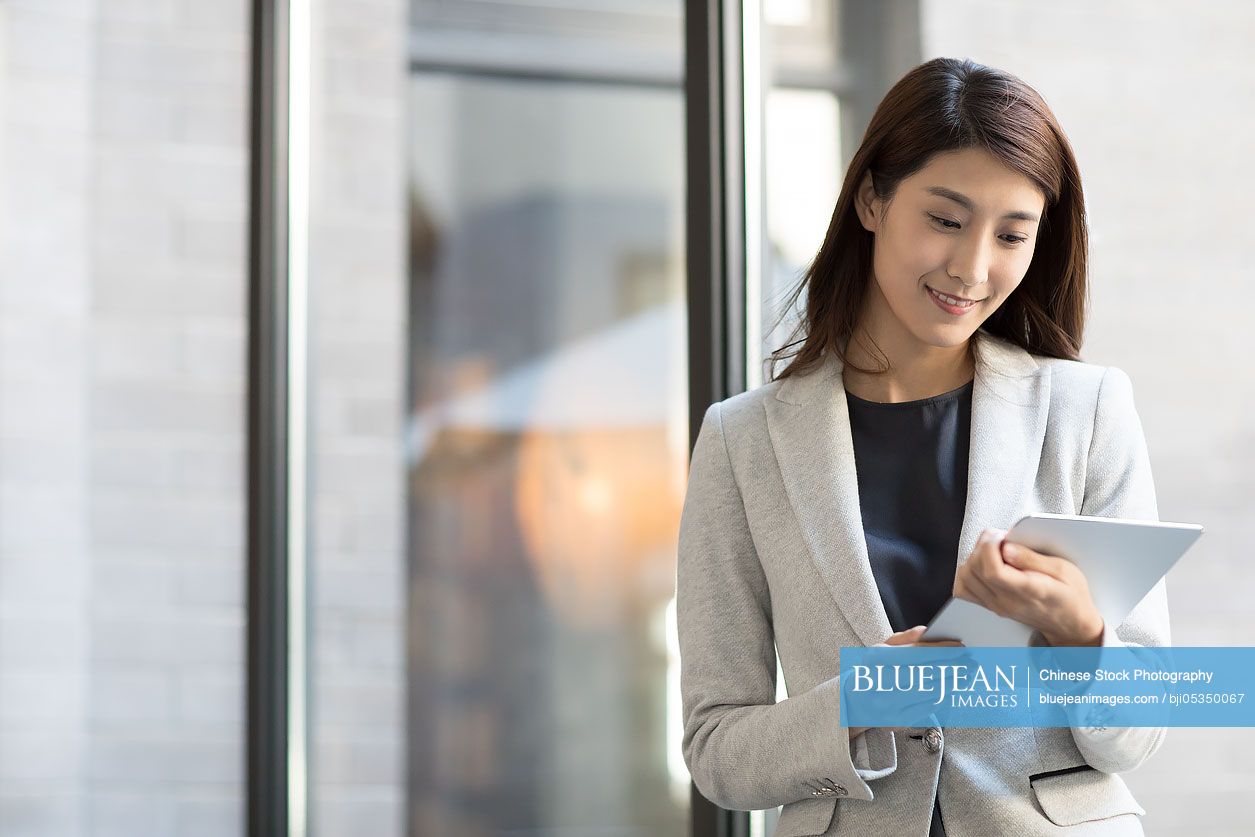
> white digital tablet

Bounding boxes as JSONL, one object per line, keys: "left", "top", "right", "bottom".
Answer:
{"left": 920, "top": 513, "right": 1203, "bottom": 647}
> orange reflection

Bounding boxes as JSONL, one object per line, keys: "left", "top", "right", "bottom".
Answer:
{"left": 515, "top": 427, "right": 684, "bottom": 628}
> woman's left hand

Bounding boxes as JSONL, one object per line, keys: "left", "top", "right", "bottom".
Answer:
{"left": 953, "top": 528, "right": 1105, "bottom": 647}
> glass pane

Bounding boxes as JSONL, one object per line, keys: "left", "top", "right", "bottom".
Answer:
{"left": 761, "top": 87, "right": 842, "bottom": 383}
{"left": 307, "top": 8, "right": 689, "bottom": 837}
{"left": 404, "top": 74, "right": 688, "bottom": 836}
{"left": 758, "top": 1, "right": 844, "bottom": 386}
{"left": 0, "top": 4, "right": 248, "bottom": 835}
{"left": 304, "top": 4, "right": 409, "bottom": 834}
{"left": 765, "top": 0, "right": 840, "bottom": 80}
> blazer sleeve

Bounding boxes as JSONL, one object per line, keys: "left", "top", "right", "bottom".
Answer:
{"left": 677, "top": 402, "right": 897, "bottom": 812}
{"left": 1069, "top": 365, "right": 1172, "bottom": 773}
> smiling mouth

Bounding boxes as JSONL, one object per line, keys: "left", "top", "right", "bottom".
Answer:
{"left": 926, "top": 286, "right": 985, "bottom": 306}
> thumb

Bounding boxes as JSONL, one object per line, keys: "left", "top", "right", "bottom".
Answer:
{"left": 1001, "top": 541, "right": 1038, "bottom": 568}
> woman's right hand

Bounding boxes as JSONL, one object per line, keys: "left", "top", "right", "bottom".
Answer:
{"left": 848, "top": 626, "right": 965, "bottom": 740}
{"left": 883, "top": 624, "right": 963, "bottom": 648}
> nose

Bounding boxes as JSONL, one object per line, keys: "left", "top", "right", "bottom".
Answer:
{"left": 946, "top": 236, "right": 993, "bottom": 288}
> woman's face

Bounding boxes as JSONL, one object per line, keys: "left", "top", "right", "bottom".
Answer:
{"left": 854, "top": 147, "right": 1046, "bottom": 350}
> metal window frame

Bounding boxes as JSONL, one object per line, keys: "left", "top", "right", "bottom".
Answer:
{"left": 685, "top": 0, "right": 752, "bottom": 831}
{"left": 247, "top": 0, "right": 289, "bottom": 833}
{"left": 687, "top": 0, "right": 746, "bottom": 432}
{"left": 248, "top": 1, "right": 311, "bottom": 835}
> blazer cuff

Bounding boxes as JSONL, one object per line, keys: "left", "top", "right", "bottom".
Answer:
{"left": 849, "top": 727, "right": 898, "bottom": 781}
{"left": 1066, "top": 625, "right": 1171, "bottom": 772}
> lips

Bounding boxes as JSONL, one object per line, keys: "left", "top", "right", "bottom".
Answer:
{"left": 927, "top": 286, "right": 979, "bottom": 306}
{"left": 926, "top": 285, "right": 981, "bottom": 315}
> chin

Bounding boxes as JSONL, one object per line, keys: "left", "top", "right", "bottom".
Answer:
{"left": 915, "top": 325, "right": 977, "bottom": 349}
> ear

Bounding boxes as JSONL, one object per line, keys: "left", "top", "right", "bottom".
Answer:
{"left": 854, "top": 171, "right": 883, "bottom": 234}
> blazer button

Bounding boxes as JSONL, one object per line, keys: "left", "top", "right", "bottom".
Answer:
{"left": 924, "top": 728, "right": 943, "bottom": 753}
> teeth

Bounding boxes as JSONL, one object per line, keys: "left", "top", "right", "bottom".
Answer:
{"left": 932, "top": 288, "right": 972, "bottom": 307}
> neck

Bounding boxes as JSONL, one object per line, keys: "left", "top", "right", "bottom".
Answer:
{"left": 841, "top": 291, "right": 976, "bottom": 403}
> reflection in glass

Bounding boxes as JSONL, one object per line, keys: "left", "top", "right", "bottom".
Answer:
{"left": 406, "top": 75, "right": 689, "bottom": 835}
{"left": 762, "top": 88, "right": 842, "bottom": 382}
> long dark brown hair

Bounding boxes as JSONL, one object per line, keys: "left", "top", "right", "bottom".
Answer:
{"left": 769, "top": 57, "right": 1089, "bottom": 382}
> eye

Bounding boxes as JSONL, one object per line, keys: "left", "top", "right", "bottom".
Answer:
{"left": 928, "top": 214, "right": 1028, "bottom": 246}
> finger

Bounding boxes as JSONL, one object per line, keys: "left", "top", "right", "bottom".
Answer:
{"left": 984, "top": 531, "right": 1016, "bottom": 577}
{"left": 885, "top": 626, "right": 927, "bottom": 645}
{"left": 978, "top": 528, "right": 1007, "bottom": 549}
{"left": 969, "top": 550, "right": 1053, "bottom": 624}
{"left": 955, "top": 531, "right": 998, "bottom": 586}
{"left": 953, "top": 553, "right": 984, "bottom": 594}
{"left": 1001, "top": 541, "right": 1068, "bottom": 581}
{"left": 976, "top": 534, "right": 1024, "bottom": 596}
{"left": 953, "top": 554, "right": 990, "bottom": 602}
{"left": 984, "top": 541, "right": 1055, "bottom": 603}
{"left": 962, "top": 530, "right": 1002, "bottom": 582}
{"left": 964, "top": 567, "right": 1007, "bottom": 617}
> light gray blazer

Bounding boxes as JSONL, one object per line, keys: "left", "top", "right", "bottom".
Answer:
{"left": 676, "top": 328, "right": 1170, "bottom": 836}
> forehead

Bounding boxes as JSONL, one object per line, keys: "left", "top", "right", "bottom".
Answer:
{"left": 904, "top": 148, "right": 1045, "bottom": 215}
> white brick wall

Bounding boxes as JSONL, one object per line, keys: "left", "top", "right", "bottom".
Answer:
{"left": 1, "top": 1, "right": 94, "bottom": 833}
{"left": 1, "top": 1, "right": 247, "bottom": 834}
{"left": 309, "top": 0, "right": 408, "bottom": 833}
{"left": 920, "top": 3, "right": 1255, "bottom": 834}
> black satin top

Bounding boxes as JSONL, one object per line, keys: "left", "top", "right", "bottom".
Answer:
{"left": 845, "top": 378, "right": 974, "bottom": 837}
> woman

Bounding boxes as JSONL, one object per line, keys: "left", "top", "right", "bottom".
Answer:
{"left": 676, "top": 57, "right": 1169, "bottom": 837}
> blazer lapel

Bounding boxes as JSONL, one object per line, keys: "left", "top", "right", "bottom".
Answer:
{"left": 764, "top": 329, "right": 1049, "bottom": 647}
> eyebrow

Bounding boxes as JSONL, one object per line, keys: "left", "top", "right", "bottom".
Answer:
{"left": 925, "top": 186, "right": 1041, "bottom": 222}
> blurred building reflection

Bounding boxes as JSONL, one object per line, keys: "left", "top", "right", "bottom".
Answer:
{"left": 401, "top": 71, "right": 688, "bottom": 834}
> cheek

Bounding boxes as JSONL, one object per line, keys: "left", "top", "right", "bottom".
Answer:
{"left": 1000, "top": 246, "right": 1037, "bottom": 285}
{"left": 986, "top": 266, "right": 1018, "bottom": 290}
{"left": 877, "top": 225, "right": 945, "bottom": 281}
{"left": 991, "top": 262, "right": 1031, "bottom": 298}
